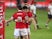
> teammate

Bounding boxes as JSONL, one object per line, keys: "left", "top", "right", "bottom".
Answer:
{"left": 22, "top": 1, "right": 41, "bottom": 29}
{"left": 22, "top": 6, "right": 37, "bottom": 39}
{"left": 30, "top": 1, "right": 41, "bottom": 29}
{"left": 45, "top": 1, "right": 52, "bottom": 29}
{"left": 6, "top": 6, "right": 28, "bottom": 39}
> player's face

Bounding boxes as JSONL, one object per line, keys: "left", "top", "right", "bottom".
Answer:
{"left": 23, "top": 9, "right": 27, "bottom": 12}
{"left": 27, "top": 9, "right": 30, "bottom": 12}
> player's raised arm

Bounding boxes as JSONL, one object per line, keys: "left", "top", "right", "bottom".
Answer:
{"left": 6, "top": 12, "right": 17, "bottom": 23}
{"left": 5, "top": 16, "right": 13, "bottom": 26}
{"left": 6, "top": 16, "right": 13, "bottom": 23}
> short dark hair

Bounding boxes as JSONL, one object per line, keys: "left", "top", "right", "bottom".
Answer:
{"left": 22, "top": 6, "right": 28, "bottom": 9}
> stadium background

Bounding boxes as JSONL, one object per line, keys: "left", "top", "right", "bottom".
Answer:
{"left": 2, "top": 0, "right": 52, "bottom": 39}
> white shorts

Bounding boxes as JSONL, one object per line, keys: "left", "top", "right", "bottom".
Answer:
{"left": 14, "top": 28, "right": 28, "bottom": 37}
{"left": 14, "top": 29, "right": 20, "bottom": 37}
{"left": 27, "top": 28, "right": 31, "bottom": 35}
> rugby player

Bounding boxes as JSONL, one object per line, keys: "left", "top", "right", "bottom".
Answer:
{"left": 6, "top": 6, "right": 28, "bottom": 39}
{"left": 30, "top": 1, "right": 41, "bottom": 29}
{"left": 22, "top": 6, "right": 37, "bottom": 39}
{"left": 45, "top": 1, "right": 52, "bottom": 29}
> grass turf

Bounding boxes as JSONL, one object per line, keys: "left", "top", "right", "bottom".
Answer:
{"left": 5, "top": 8, "right": 52, "bottom": 39}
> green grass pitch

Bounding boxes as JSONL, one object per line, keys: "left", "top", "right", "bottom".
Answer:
{"left": 5, "top": 8, "right": 52, "bottom": 39}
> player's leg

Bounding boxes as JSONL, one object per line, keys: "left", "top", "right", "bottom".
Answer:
{"left": 14, "top": 29, "right": 20, "bottom": 39}
{"left": 20, "top": 36, "right": 23, "bottom": 39}
{"left": 34, "top": 14, "right": 40, "bottom": 29}
{"left": 21, "top": 35, "right": 28, "bottom": 39}
{"left": 14, "top": 36, "right": 19, "bottom": 39}
{"left": 25, "top": 35, "right": 28, "bottom": 39}
{"left": 20, "top": 28, "right": 28, "bottom": 39}
{"left": 24, "top": 28, "right": 30, "bottom": 39}
{"left": 45, "top": 19, "right": 51, "bottom": 29}
{"left": 46, "top": 19, "right": 51, "bottom": 26}
{"left": 28, "top": 34, "right": 30, "bottom": 39}
{"left": 45, "top": 14, "right": 52, "bottom": 29}
{"left": 27, "top": 28, "right": 31, "bottom": 39}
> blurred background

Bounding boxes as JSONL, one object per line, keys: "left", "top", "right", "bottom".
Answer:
{"left": 3, "top": 0, "right": 51, "bottom": 8}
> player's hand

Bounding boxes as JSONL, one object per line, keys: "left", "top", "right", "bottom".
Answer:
{"left": 5, "top": 20, "right": 8, "bottom": 23}
{"left": 6, "top": 22, "right": 9, "bottom": 26}
{"left": 5, "top": 20, "right": 9, "bottom": 26}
